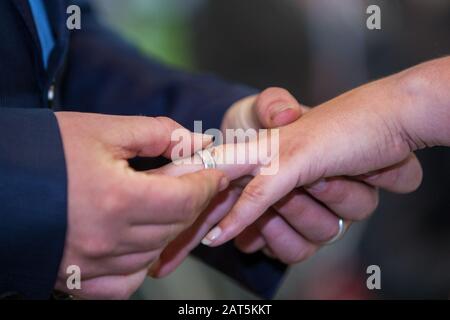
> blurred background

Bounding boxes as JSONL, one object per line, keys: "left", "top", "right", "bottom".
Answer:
{"left": 92, "top": 0, "right": 450, "bottom": 299}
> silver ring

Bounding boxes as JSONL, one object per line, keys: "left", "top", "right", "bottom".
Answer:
{"left": 324, "top": 218, "right": 346, "bottom": 245}
{"left": 196, "top": 149, "right": 217, "bottom": 169}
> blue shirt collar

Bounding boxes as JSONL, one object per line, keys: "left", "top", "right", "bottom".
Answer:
{"left": 28, "top": 0, "right": 55, "bottom": 68}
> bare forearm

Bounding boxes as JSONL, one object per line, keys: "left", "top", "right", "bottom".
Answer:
{"left": 395, "top": 56, "right": 450, "bottom": 149}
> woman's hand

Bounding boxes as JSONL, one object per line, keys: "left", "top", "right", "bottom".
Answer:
{"left": 201, "top": 61, "right": 441, "bottom": 247}
{"left": 149, "top": 85, "right": 423, "bottom": 277}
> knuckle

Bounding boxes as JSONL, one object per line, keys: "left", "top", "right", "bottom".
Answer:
{"left": 173, "top": 202, "right": 202, "bottom": 231}
{"left": 82, "top": 235, "right": 115, "bottom": 258}
{"left": 129, "top": 115, "right": 151, "bottom": 130}
{"left": 97, "top": 184, "right": 130, "bottom": 215}
{"left": 323, "top": 181, "right": 348, "bottom": 205}
{"left": 308, "top": 179, "right": 335, "bottom": 199}
{"left": 242, "top": 183, "right": 267, "bottom": 204}
{"left": 180, "top": 195, "right": 200, "bottom": 223}
{"left": 131, "top": 116, "right": 167, "bottom": 144}
{"left": 317, "top": 221, "right": 341, "bottom": 243}
{"left": 155, "top": 116, "right": 173, "bottom": 124}
{"left": 276, "top": 193, "right": 308, "bottom": 219}
{"left": 382, "top": 167, "right": 401, "bottom": 188}
{"left": 258, "top": 87, "right": 290, "bottom": 103}
{"left": 155, "top": 116, "right": 177, "bottom": 132}
{"left": 263, "top": 223, "right": 285, "bottom": 240}
{"left": 282, "top": 246, "right": 313, "bottom": 265}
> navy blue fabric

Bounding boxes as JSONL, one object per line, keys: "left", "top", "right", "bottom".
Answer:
{"left": 0, "top": 0, "right": 68, "bottom": 300}
{"left": 0, "top": 108, "right": 67, "bottom": 299}
{"left": 0, "top": 0, "right": 286, "bottom": 299}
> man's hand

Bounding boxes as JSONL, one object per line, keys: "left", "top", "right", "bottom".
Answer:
{"left": 54, "top": 112, "right": 228, "bottom": 299}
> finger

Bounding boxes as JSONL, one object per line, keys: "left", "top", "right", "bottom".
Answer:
{"left": 305, "top": 177, "right": 379, "bottom": 221}
{"left": 221, "top": 95, "right": 261, "bottom": 130}
{"left": 149, "top": 187, "right": 243, "bottom": 278}
{"left": 69, "top": 269, "right": 148, "bottom": 300}
{"left": 72, "top": 250, "right": 159, "bottom": 281}
{"left": 257, "top": 210, "right": 318, "bottom": 264}
{"left": 357, "top": 153, "right": 423, "bottom": 193}
{"left": 132, "top": 169, "right": 228, "bottom": 225}
{"left": 118, "top": 224, "right": 180, "bottom": 254}
{"left": 149, "top": 142, "right": 259, "bottom": 181}
{"left": 262, "top": 247, "right": 277, "bottom": 259}
{"left": 101, "top": 252, "right": 160, "bottom": 278}
{"left": 234, "top": 224, "right": 266, "bottom": 254}
{"left": 105, "top": 116, "right": 213, "bottom": 159}
{"left": 274, "top": 190, "right": 343, "bottom": 243}
{"left": 202, "top": 167, "right": 297, "bottom": 247}
{"left": 176, "top": 170, "right": 229, "bottom": 222}
{"left": 254, "top": 87, "right": 306, "bottom": 128}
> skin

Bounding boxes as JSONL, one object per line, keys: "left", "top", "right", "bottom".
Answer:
{"left": 55, "top": 56, "right": 449, "bottom": 298}
{"left": 204, "top": 56, "right": 450, "bottom": 248}
{"left": 149, "top": 79, "right": 423, "bottom": 276}
{"left": 54, "top": 113, "right": 228, "bottom": 299}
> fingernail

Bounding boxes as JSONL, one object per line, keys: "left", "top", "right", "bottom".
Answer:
{"left": 219, "top": 177, "right": 230, "bottom": 192}
{"left": 269, "top": 104, "right": 294, "bottom": 122}
{"left": 201, "top": 227, "right": 222, "bottom": 246}
{"left": 307, "top": 179, "right": 328, "bottom": 192}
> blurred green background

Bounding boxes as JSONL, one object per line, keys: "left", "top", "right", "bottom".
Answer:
{"left": 95, "top": 0, "right": 198, "bottom": 69}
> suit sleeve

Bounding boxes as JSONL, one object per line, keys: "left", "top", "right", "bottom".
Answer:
{"left": 0, "top": 108, "right": 67, "bottom": 299}
{"left": 61, "top": 2, "right": 286, "bottom": 299}
{"left": 61, "top": 11, "right": 255, "bottom": 130}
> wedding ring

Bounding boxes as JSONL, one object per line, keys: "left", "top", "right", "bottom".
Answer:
{"left": 196, "top": 149, "right": 217, "bottom": 169}
{"left": 324, "top": 218, "right": 346, "bottom": 245}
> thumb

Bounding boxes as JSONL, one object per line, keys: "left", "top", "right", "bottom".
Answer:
{"left": 176, "top": 169, "right": 230, "bottom": 224}
{"left": 107, "top": 116, "right": 213, "bottom": 159}
{"left": 254, "top": 87, "right": 305, "bottom": 128}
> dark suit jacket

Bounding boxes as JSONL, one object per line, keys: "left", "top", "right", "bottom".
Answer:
{"left": 0, "top": 0, "right": 285, "bottom": 299}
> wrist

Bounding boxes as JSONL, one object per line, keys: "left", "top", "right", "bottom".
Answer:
{"left": 394, "top": 58, "right": 450, "bottom": 149}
